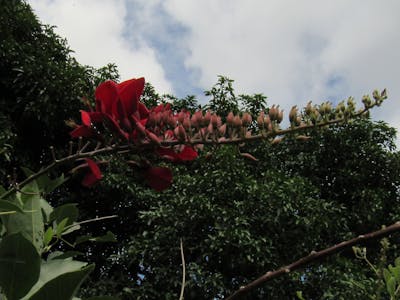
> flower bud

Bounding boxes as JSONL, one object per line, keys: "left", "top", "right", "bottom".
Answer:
{"left": 218, "top": 124, "right": 227, "bottom": 135}
{"left": 183, "top": 118, "right": 191, "bottom": 130}
{"left": 240, "top": 152, "right": 259, "bottom": 161}
{"left": 233, "top": 115, "right": 242, "bottom": 127}
{"left": 277, "top": 109, "right": 283, "bottom": 123}
{"left": 296, "top": 135, "right": 311, "bottom": 141}
{"left": 305, "top": 101, "right": 313, "bottom": 115}
{"left": 211, "top": 114, "right": 219, "bottom": 128}
{"left": 269, "top": 105, "right": 278, "bottom": 121}
{"left": 242, "top": 112, "right": 252, "bottom": 126}
{"left": 177, "top": 111, "right": 186, "bottom": 124}
{"left": 227, "top": 112, "right": 235, "bottom": 125}
{"left": 207, "top": 122, "right": 214, "bottom": 134}
{"left": 146, "top": 130, "right": 161, "bottom": 145}
{"left": 257, "top": 111, "right": 265, "bottom": 127}
{"left": 174, "top": 125, "right": 186, "bottom": 141}
{"left": 204, "top": 110, "right": 212, "bottom": 125}
{"left": 289, "top": 106, "right": 298, "bottom": 123}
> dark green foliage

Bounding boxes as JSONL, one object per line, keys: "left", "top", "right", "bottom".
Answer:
{"left": 0, "top": 0, "right": 118, "bottom": 172}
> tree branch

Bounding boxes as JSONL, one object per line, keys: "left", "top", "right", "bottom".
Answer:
{"left": 226, "top": 221, "right": 400, "bottom": 300}
{"left": 0, "top": 104, "right": 374, "bottom": 200}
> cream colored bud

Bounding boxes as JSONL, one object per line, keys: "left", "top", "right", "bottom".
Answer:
{"left": 242, "top": 112, "right": 252, "bottom": 126}
{"left": 227, "top": 112, "right": 235, "bottom": 125}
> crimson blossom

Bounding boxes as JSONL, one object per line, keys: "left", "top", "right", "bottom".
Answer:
{"left": 70, "top": 77, "right": 198, "bottom": 191}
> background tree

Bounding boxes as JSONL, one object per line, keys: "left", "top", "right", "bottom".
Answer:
{"left": 1, "top": 1, "right": 399, "bottom": 299}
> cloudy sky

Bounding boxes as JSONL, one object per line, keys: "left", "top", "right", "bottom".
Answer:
{"left": 28, "top": 0, "right": 400, "bottom": 145}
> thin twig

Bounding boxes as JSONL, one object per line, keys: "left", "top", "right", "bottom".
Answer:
{"left": 62, "top": 214, "right": 118, "bottom": 232}
{"left": 179, "top": 239, "right": 186, "bottom": 300}
{"left": 225, "top": 221, "right": 400, "bottom": 300}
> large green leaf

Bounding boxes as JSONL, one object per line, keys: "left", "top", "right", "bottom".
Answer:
{"left": 22, "top": 258, "right": 94, "bottom": 300}
{"left": 21, "top": 167, "right": 67, "bottom": 193}
{"left": 3, "top": 180, "right": 44, "bottom": 251}
{"left": 0, "top": 200, "right": 24, "bottom": 213}
{"left": 0, "top": 233, "right": 41, "bottom": 300}
{"left": 50, "top": 203, "right": 79, "bottom": 227}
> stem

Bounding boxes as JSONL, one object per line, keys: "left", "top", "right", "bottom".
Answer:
{"left": 63, "top": 214, "right": 118, "bottom": 232}
{"left": 179, "top": 239, "right": 186, "bottom": 300}
{"left": 0, "top": 106, "right": 371, "bottom": 200}
{"left": 226, "top": 221, "right": 400, "bottom": 300}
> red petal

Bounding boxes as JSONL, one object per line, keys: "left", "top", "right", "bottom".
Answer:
{"left": 117, "top": 77, "right": 145, "bottom": 116}
{"left": 176, "top": 146, "right": 198, "bottom": 161}
{"left": 81, "top": 110, "right": 91, "bottom": 127}
{"left": 103, "top": 114, "right": 129, "bottom": 140}
{"left": 82, "top": 159, "right": 102, "bottom": 187}
{"left": 88, "top": 112, "right": 104, "bottom": 123}
{"left": 138, "top": 102, "right": 149, "bottom": 118}
{"left": 86, "top": 158, "right": 102, "bottom": 179}
{"left": 156, "top": 147, "right": 179, "bottom": 162}
{"left": 144, "top": 167, "right": 173, "bottom": 191}
{"left": 70, "top": 125, "right": 95, "bottom": 138}
{"left": 95, "top": 80, "right": 118, "bottom": 114}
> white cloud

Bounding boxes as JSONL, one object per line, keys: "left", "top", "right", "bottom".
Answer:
{"left": 27, "top": 0, "right": 400, "bottom": 145}
{"left": 164, "top": 0, "right": 400, "bottom": 144}
{"left": 28, "top": 0, "right": 173, "bottom": 94}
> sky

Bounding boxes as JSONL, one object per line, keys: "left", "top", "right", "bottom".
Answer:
{"left": 28, "top": 0, "right": 400, "bottom": 146}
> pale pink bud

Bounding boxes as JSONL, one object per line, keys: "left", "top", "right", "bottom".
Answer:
{"left": 269, "top": 105, "right": 278, "bottom": 120}
{"left": 277, "top": 109, "right": 283, "bottom": 123}
{"left": 211, "top": 114, "right": 219, "bottom": 128}
{"left": 204, "top": 110, "right": 212, "bottom": 125}
{"left": 183, "top": 118, "right": 191, "bottom": 130}
{"left": 242, "top": 112, "right": 252, "bottom": 126}
{"left": 218, "top": 124, "right": 227, "bottom": 135}
{"left": 257, "top": 111, "right": 265, "bottom": 127}
{"left": 207, "top": 122, "right": 214, "bottom": 134}
{"left": 233, "top": 115, "right": 242, "bottom": 127}
{"left": 177, "top": 111, "right": 186, "bottom": 124}
{"left": 227, "top": 112, "right": 235, "bottom": 125}
{"left": 174, "top": 125, "right": 186, "bottom": 141}
{"left": 289, "top": 106, "right": 298, "bottom": 123}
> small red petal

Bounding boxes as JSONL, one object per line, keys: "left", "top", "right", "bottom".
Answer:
{"left": 95, "top": 80, "right": 118, "bottom": 114}
{"left": 118, "top": 77, "right": 145, "bottom": 116}
{"left": 70, "top": 125, "right": 95, "bottom": 138}
{"left": 144, "top": 167, "right": 173, "bottom": 191}
{"left": 86, "top": 158, "right": 102, "bottom": 179}
{"left": 81, "top": 110, "right": 91, "bottom": 127}
{"left": 176, "top": 146, "right": 198, "bottom": 161}
{"left": 138, "top": 102, "right": 149, "bottom": 118}
{"left": 88, "top": 112, "right": 104, "bottom": 123}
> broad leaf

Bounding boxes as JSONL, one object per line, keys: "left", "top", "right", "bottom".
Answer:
{"left": 22, "top": 258, "right": 94, "bottom": 300}
{"left": 0, "top": 233, "right": 41, "bottom": 300}
{"left": 2, "top": 180, "right": 44, "bottom": 251}
{"left": 0, "top": 200, "right": 24, "bottom": 213}
{"left": 50, "top": 203, "right": 79, "bottom": 227}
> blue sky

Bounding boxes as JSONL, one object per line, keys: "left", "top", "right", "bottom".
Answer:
{"left": 28, "top": 0, "right": 400, "bottom": 145}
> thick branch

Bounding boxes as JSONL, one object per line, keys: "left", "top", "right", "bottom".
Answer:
{"left": 226, "top": 221, "right": 400, "bottom": 300}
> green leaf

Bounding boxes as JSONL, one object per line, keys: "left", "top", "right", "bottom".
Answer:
{"left": 43, "top": 227, "right": 54, "bottom": 246}
{"left": 41, "top": 199, "right": 54, "bottom": 223}
{"left": 0, "top": 200, "right": 24, "bottom": 213}
{"left": 2, "top": 181, "right": 44, "bottom": 252}
{"left": 386, "top": 276, "right": 396, "bottom": 297}
{"left": 384, "top": 268, "right": 392, "bottom": 284}
{"left": 50, "top": 203, "right": 79, "bottom": 227}
{"left": 21, "top": 258, "right": 94, "bottom": 300}
{"left": 0, "top": 233, "right": 41, "bottom": 300}
{"left": 75, "top": 231, "right": 117, "bottom": 245}
{"left": 56, "top": 218, "right": 69, "bottom": 238}
{"left": 389, "top": 265, "right": 400, "bottom": 282}
{"left": 48, "top": 251, "right": 84, "bottom": 260}
{"left": 21, "top": 168, "right": 66, "bottom": 193}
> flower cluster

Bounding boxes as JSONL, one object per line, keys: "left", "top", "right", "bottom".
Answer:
{"left": 70, "top": 78, "right": 198, "bottom": 191}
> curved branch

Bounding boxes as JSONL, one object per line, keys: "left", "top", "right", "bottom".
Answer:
{"left": 0, "top": 105, "right": 373, "bottom": 200}
{"left": 226, "top": 221, "right": 400, "bottom": 300}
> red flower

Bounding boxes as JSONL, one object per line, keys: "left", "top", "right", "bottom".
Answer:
{"left": 71, "top": 78, "right": 146, "bottom": 139}
{"left": 82, "top": 158, "right": 102, "bottom": 187}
